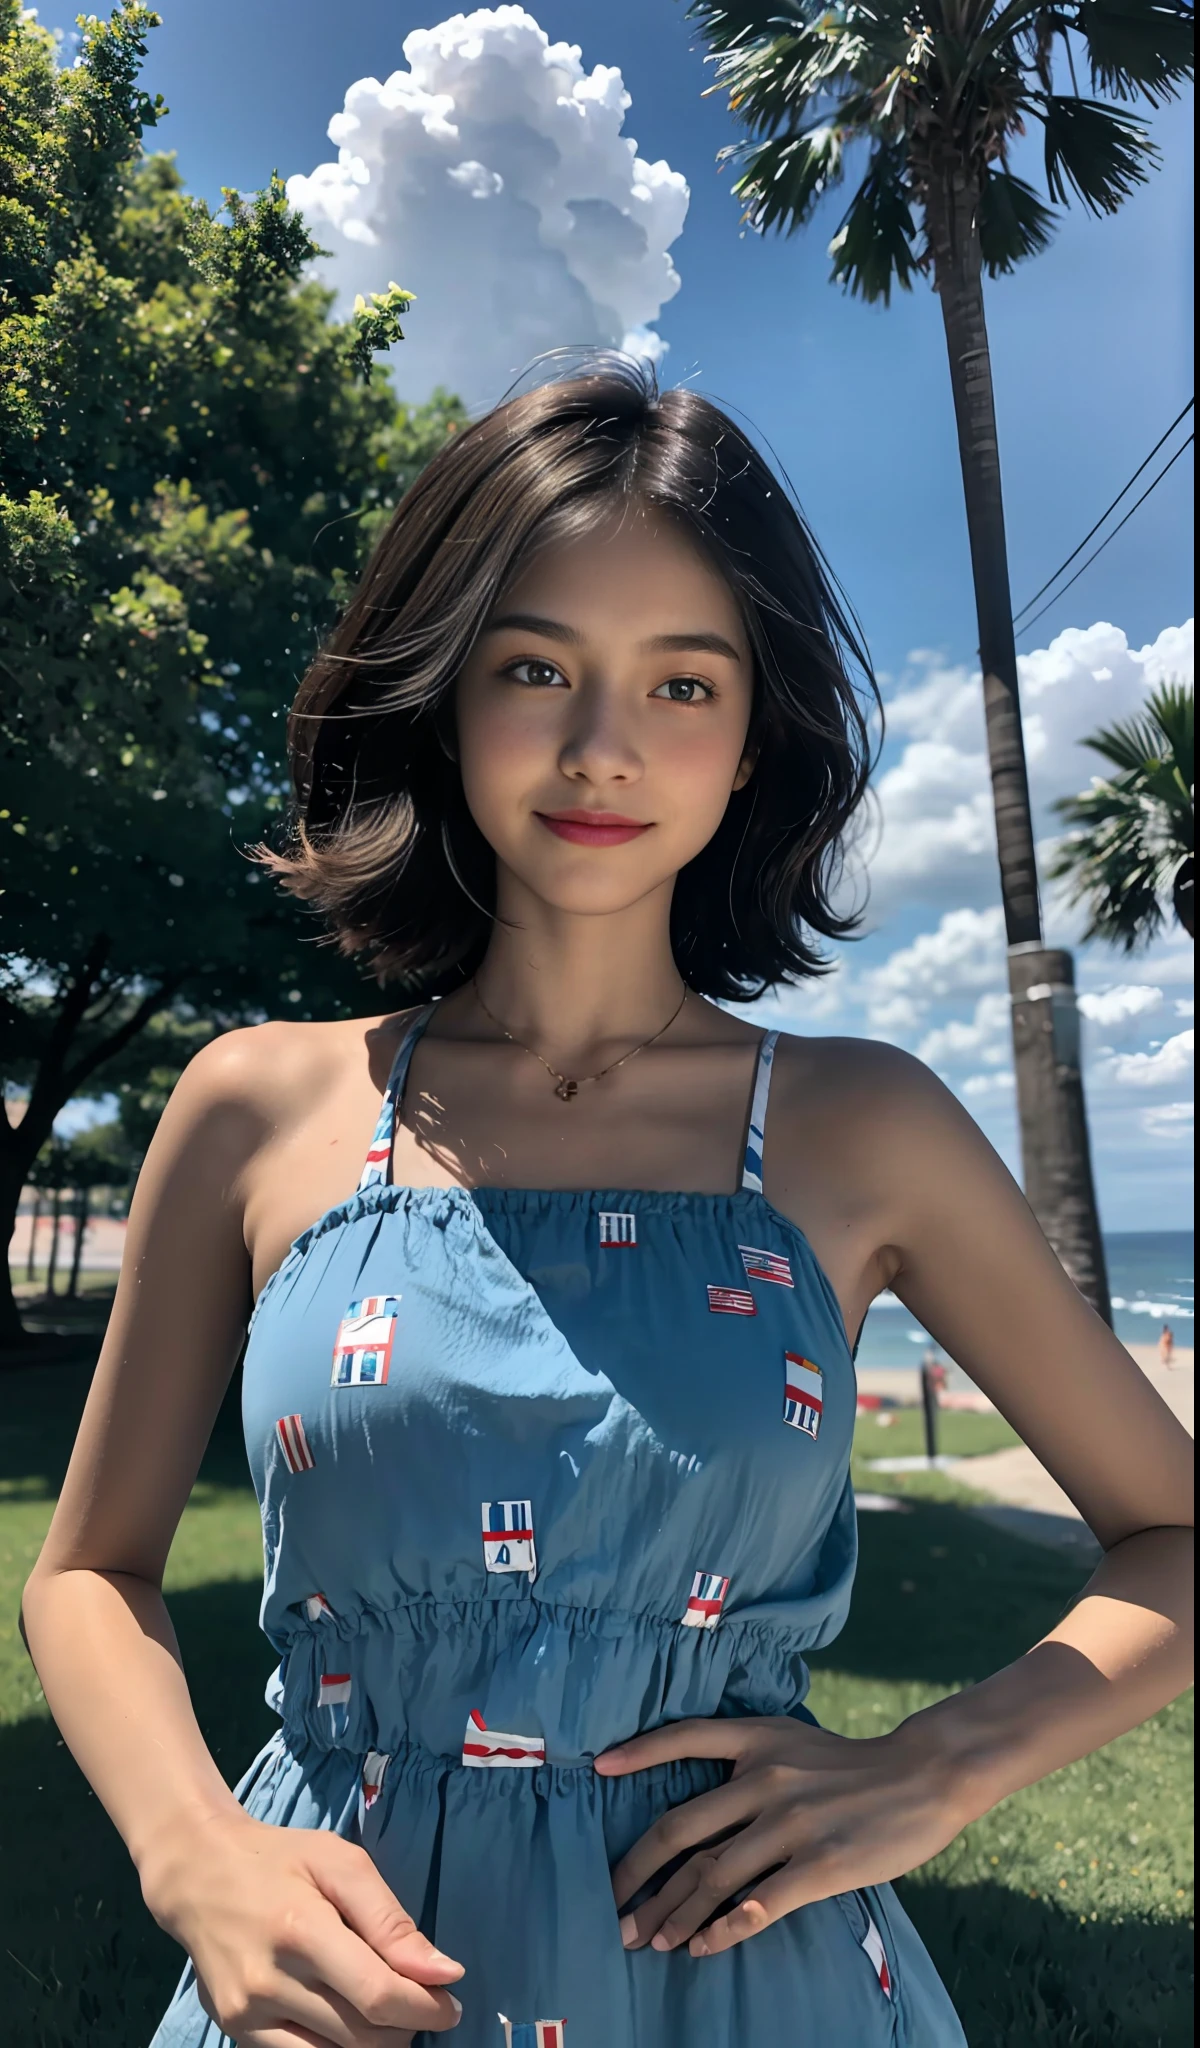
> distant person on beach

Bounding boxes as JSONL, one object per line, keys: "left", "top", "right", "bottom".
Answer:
{"left": 1159, "top": 1323, "right": 1177, "bottom": 1369}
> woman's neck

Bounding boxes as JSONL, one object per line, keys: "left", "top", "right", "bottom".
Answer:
{"left": 463, "top": 871, "right": 687, "bottom": 1064}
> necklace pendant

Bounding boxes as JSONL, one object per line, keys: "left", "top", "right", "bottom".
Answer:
{"left": 554, "top": 1077, "right": 579, "bottom": 1102}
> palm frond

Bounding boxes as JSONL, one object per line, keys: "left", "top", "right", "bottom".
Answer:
{"left": 1049, "top": 794, "right": 1171, "bottom": 949}
{"left": 1038, "top": 92, "right": 1157, "bottom": 211}
{"left": 731, "top": 123, "right": 849, "bottom": 232}
{"left": 1050, "top": 678, "right": 1194, "bottom": 948}
{"left": 1076, "top": 0, "right": 1196, "bottom": 107}
{"left": 979, "top": 165, "right": 1058, "bottom": 272}
{"left": 828, "top": 142, "right": 921, "bottom": 301}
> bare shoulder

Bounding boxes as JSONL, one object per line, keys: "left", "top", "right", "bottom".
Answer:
{"left": 770, "top": 1030, "right": 954, "bottom": 1131}
{"left": 162, "top": 1009, "right": 421, "bottom": 1177}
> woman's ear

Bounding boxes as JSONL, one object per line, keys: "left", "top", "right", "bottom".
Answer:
{"left": 732, "top": 747, "right": 757, "bottom": 793}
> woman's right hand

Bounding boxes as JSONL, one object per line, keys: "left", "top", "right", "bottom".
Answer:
{"left": 141, "top": 1808, "right": 465, "bottom": 2046}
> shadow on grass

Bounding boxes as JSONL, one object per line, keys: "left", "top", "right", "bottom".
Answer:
{"left": 0, "top": 1356, "right": 253, "bottom": 1501}
{"left": 900, "top": 1876, "right": 1193, "bottom": 2048}
{"left": 810, "top": 1494, "right": 1094, "bottom": 1689}
{"left": 1, "top": 1573, "right": 275, "bottom": 2048}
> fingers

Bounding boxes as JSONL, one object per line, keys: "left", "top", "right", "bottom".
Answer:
{"left": 595, "top": 1717, "right": 755, "bottom": 1777}
{"left": 693, "top": 1864, "right": 811, "bottom": 1957}
{"left": 311, "top": 1840, "right": 464, "bottom": 1986}
{"left": 619, "top": 1818, "right": 793, "bottom": 1956}
{"left": 610, "top": 1775, "right": 763, "bottom": 1910}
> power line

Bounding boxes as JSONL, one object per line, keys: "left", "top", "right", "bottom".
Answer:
{"left": 1012, "top": 397, "right": 1194, "bottom": 625}
{"left": 1015, "top": 433, "right": 1194, "bottom": 643}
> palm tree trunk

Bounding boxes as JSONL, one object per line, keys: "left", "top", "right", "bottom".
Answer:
{"left": 930, "top": 171, "right": 1112, "bottom": 1325}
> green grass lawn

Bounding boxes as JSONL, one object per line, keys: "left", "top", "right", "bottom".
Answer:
{"left": 0, "top": 1351, "right": 1192, "bottom": 2047}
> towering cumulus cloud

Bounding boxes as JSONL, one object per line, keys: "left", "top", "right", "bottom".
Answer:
{"left": 286, "top": 6, "right": 689, "bottom": 406}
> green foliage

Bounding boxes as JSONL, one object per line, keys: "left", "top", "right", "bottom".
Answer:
{"left": 0, "top": 4, "right": 466, "bottom": 1217}
{"left": 682, "top": 0, "right": 1194, "bottom": 299}
{"left": 1050, "top": 681, "right": 1195, "bottom": 949}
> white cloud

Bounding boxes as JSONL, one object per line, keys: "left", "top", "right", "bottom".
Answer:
{"left": 858, "top": 621, "right": 1194, "bottom": 917}
{"left": 918, "top": 990, "right": 1011, "bottom": 1069}
{"left": 961, "top": 1070, "right": 1016, "bottom": 1098}
{"left": 860, "top": 907, "right": 1005, "bottom": 1032}
{"left": 1141, "top": 1101, "right": 1194, "bottom": 1139}
{"left": 285, "top": 7, "right": 689, "bottom": 407}
{"left": 1102, "top": 1029, "right": 1194, "bottom": 1090}
{"left": 1077, "top": 984, "right": 1163, "bottom": 1027}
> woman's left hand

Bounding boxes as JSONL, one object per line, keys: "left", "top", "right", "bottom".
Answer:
{"left": 594, "top": 1713, "right": 963, "bottom": 1958}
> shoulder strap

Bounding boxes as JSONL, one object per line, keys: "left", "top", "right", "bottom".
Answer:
{"left": 741, "top": 1030, "right": 780, "bottom": 1193}
{"left": 357, "top": 1005, "right": 436, "bottom": 1192}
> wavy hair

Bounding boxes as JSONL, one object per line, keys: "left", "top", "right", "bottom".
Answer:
{"left": 262, "top": 356, "right": 879, "bottom": 1000}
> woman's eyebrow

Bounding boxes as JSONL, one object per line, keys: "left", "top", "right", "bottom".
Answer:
{"left": 484, "top": 611, "right": 583, "bottom": 644}
{"left": 640, "top": 630, "right": 743, "bottom": 661}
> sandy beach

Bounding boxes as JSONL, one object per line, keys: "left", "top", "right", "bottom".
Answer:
{"left": 859, "top": 1345, "right": 1193, "bottom": 1528}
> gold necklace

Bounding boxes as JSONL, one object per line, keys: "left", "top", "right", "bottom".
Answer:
{"left": 471, "top": 979, "right": 689, "bottom": 1101}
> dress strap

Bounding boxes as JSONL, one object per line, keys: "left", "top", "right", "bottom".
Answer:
{"left": 357, "top": 1004, "right": 437, "bottom": 1192}
{"left": 741, "top": 1030, "right": 780, "bottom": 1194}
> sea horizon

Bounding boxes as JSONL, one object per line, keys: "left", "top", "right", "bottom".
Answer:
{"left": 855, "top": 1228, "right": 1194, "bottom": 1370}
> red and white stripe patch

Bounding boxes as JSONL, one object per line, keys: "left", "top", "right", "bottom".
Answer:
{"left": 359, "top": 1749, "right": 390, "bottom": 1822}
{"left": 861, "top": 1911, "right": 892, "bottom": 1997}
{"left": 461, "top": 1709, "right": 545, "bottom": 1769}
{"left": 319, "top": 1672, "right": 352, "bottom": 1709}
{"left": 681, "top": 1570, "right": 730, "bottom": 1629}
{"left": 707, "top": 1285, "right": 757, "bottom": 1316}
{"left": 303, "top": 1592, "right": 334, "bottom": 1622}
{"left": 738, "top": 1244, "right": 794, "bottom": 1287}
{"left": 276, "top": 1413, "right": 314, "bottom": 1473}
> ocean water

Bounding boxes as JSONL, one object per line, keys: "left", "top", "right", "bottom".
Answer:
{"left": 855, "top": 1230, "right": 1194, "bottom": 1369}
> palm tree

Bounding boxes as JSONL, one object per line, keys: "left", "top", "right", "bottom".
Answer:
{"left": 1051, "top": 679, "right": 1194, "bottom": 945}
{"left": 683, "top": 0, "right": 1194, "bottom": 1320}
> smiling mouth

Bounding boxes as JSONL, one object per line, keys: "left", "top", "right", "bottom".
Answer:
{"left": 535, "top": 810, "right": 653, "bottom": 847}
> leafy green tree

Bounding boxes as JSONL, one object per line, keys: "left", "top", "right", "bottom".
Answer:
{"left": 1051, "top": 680, "right": 1194, "bottom": 946}
{"left": 0, "top": 2, "right": 466, "bottom": 1344}
{"left": 683, "top": 0, "right": 1193, "bottom": 1318}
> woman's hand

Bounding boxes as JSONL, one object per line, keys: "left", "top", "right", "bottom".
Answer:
{"left": 595, "top": 1714, "right": 960, "bottom": 1960}
{"left": 141, "top": 1808, "right": 464, "bottom": 2046}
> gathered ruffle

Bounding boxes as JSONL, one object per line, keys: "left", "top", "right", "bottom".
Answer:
{"left": 268, "top": 1593, "right": 827, "bottom": 1762}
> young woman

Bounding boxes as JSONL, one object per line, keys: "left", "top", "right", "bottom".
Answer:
{"left": 23, "top": 362, "right": 1192, "bottom": 2048}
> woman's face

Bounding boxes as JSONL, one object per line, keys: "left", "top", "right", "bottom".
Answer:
{"left": 454, "top": 510, "right": 756, "bottom": 918}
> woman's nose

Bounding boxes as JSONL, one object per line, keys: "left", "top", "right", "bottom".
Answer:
{"left": 557, "top": 684, "right": 644, "bottom": 784}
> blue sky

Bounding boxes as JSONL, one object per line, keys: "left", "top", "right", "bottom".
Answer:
{"left": 40, "top": 2, "right": 1194, "bottom": 1231}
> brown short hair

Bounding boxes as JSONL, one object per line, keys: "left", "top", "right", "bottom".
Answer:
{"left": 265, "top": 357, "right": 878, "bottom": 1000}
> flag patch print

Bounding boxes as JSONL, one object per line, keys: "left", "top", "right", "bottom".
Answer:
{"left": 783, "top": 1353, "right": 824, "bottom": 1438}
{"left": 598, "top": 1210, "right": 637, "bottom": 1248}
{"left": 303, "top": 1592, "right": 334, "bottom": 1622}
{"left": 462, "top": 1710, "right": 545, "bottom": 1769}
{"left": 681, "top": 1570, "right": 729, "bottom": 1629}
{"left": 861, "top": 1912, "right": 893, "bottom": 1998}
{"left": 498, "top": 2019, "right": 567, "bottom": 2047}
{"left": 738, "top": 1244, "right": 794, "bottom": 1287}
{"left": 319, "top": 1672, "right": 352, "bottom": 1737}
{"left": 359, "top": 1749, "right": 390, "bottom": 1828}
{"left": 707, "top": 1284, "right": 756, "bottom": 1316}
{"left": 482, "top": 1500, "right": 537, "bottom": 1579}
{"left": 276, "top": 1414, "right": 314, "bottom": 1473}
{"left": 332, "top": 1294, "right": 399, "bottom": 1388}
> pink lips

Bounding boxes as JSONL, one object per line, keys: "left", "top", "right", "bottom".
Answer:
{"left": 536, "top": 810, "right": 652, "bottom": 847}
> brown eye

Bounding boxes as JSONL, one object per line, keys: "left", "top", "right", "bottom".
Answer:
{"left": 507, "top": 658, "right": 567, "bottom": 688}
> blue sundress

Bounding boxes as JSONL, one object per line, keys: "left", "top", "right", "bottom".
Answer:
{"left": 152, "top": 1010, "right": 965, "bottom": 2047}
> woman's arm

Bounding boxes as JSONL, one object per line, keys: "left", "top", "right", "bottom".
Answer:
{"left": 21, "top": 1032, "right": 463, "bottom": 2045}
{"left": 599, "top": 1049, "right": 1192, "bottom": 1957}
